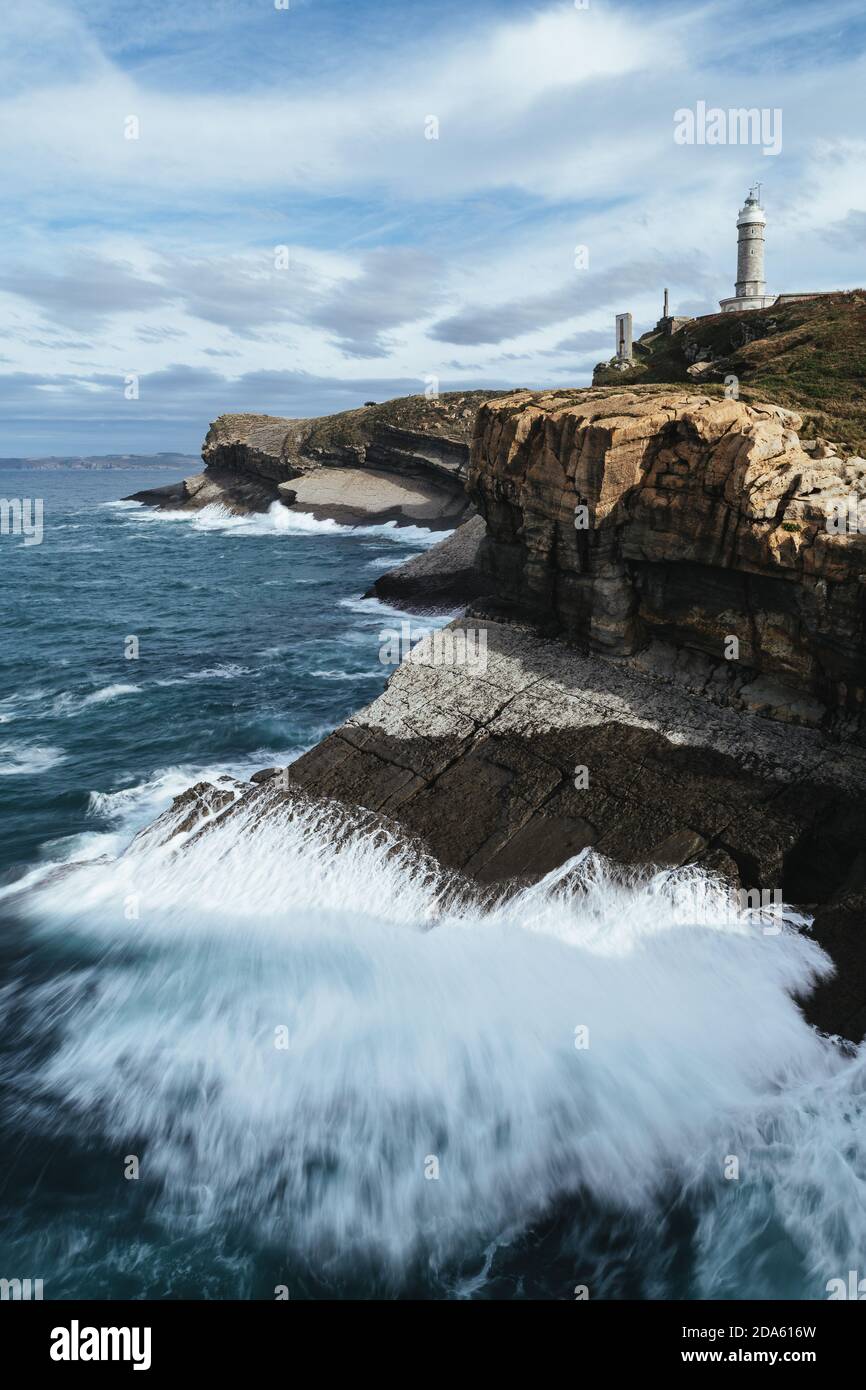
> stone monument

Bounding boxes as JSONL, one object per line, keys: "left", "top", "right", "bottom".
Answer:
{"left": 615, "top": 312, "right": 633, "bottom": 363}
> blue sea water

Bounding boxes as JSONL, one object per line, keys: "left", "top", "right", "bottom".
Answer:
{"left": 1, "top": 467, "right": 865, "bottom": 1302}
{"left": 0, "top": 470, "right": 435, "bottom": 879}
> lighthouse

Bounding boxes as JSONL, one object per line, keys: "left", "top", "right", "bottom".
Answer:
{"left": 719, "top": 186, "right": 776, "bottom": 313}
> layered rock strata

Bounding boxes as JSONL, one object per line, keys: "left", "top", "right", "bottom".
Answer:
{"left": 127, "top": 392, "right": 511, "bottom": 528}
{"left": 467, "top": 388, "right": 866, "bottom": 734}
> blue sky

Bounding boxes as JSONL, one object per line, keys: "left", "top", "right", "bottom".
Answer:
{"left": 1, "top": 0, "right": 865, "bottom": 454}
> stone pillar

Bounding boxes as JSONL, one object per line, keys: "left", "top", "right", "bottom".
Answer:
{"left": 616, "top": 312, "right": 633, "bottom": 363}
{"left": 663, "top": 288, "right": 669, "bottom": 318}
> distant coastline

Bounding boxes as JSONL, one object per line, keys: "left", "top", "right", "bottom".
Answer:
{"left": 0, "top": 453, "right": 200, "bottom": 471}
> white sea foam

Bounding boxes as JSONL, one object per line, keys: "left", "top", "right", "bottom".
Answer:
{"left": 14, "top": 793, "right": 865, "bottom": 1294}
{"left": 83, "top": 756, "right": 292, "bottom": 828}
{"left": 118, "top": 499, "right": 445, "bottom": 545}
{"left": 155, "top": 664, "right": 253, "bottom": 687}
{"left": 0, "top": 742, "right": 66, "bottom": 776}
{"left": 338, "top": 595, "right": 460, "bottom": 625}
{"left": 311, "top": 668, "right": 378, "bottom": 682}
{"left": 0, "top": 687, "right": 49, "bottom": 711}
{"left": 366, "top": 552, "right": 421, "bottom": 570}
{"left": 53, "top": 683, "right": 140, "bottom": 715}
{"left": 0, "top": 753, "right": 291, "bottom": 905}
{"left": 250, "top": 504, "right": 446, "bottom": 545}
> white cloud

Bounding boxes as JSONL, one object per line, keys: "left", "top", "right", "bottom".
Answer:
{"left": 0, "top": 4, "right": 674, "bottom": 203}
{"left": 1, "top": 0, "right": 865, "bottom": 452}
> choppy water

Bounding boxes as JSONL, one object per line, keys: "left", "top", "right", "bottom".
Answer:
{"left": 0, "top": 468, "right": 864, "bottom": 1300}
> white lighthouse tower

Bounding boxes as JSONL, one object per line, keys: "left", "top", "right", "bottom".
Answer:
{"left": 719, "top": 185, "right": 776, "bottom": 313}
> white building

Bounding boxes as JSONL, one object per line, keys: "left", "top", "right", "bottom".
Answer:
{"left": 719, "top": 186, "right": 776, "bottom": 313}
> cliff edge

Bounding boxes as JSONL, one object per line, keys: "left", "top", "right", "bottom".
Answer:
{"left": 126, "top": 390, "right": 513, "bottom": 530}
{"left": 592, "top": 291, "right": 866, "bottom": 457}
{"left": 468, "top": 387, "right": 866, "bottom": 735}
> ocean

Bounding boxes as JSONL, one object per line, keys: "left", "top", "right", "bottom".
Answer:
{"left": 0, "top": 467, "right": 864, "bottom": 1300}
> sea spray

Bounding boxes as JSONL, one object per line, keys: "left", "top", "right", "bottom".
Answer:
{"left": 0, "top": 466, "right": 522, "bottom": 1297}
{"left": 12, "top": 790, "right": 865, "bottom": 1296}
{"left": 110, "top": 499, "right": 446, "bottom": 545}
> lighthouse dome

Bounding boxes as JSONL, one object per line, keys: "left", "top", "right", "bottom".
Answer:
{"left": 737, "top": 188, "right": 766, "bottom": 224}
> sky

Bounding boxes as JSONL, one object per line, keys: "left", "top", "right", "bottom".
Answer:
{"left": 0, "top": 0, "right": 865, "bottom": 455}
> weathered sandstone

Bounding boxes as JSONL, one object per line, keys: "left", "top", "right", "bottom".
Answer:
{"left": 127, "top": 391, "right": 512, "bottom": 528}
{"left": 468, "top": 388, "right": 866, "bottom": 733}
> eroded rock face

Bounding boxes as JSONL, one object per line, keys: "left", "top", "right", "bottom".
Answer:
{"left": 364, "top": 514, "right": 490, "bottom": 610}
{"left": 202, "top": 395, "right": 486, "bottom": 484}
{"left": 131, "top": 777, "right": 243, "bottom": 847}
{"left": 126, "top": 469, "right": 281, "bottom": 514}
{"left": 468, "top": 388, "right": 866, "bottom": 732}
{"left": 128, "top": 392, "right": 512, "bottom": 526}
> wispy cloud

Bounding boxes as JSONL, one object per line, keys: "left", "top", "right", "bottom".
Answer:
{"left": 1, "top": 0, "right": 865, "bottom": 451}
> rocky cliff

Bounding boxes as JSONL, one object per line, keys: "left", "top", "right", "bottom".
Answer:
{"left": 127, "top": 391, "right": 512, "bottom": 529}
{"left": 140, "top": 386, "right": 866, "bottom": 1041}
{"left": 592, "top": 290, "right": 866, "bottom": 456}
{"left": 468, "top": 387, "right": 866, "bottom": 734}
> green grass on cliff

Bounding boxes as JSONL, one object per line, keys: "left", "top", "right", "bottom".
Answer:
{"left": 593, "top": 291, "right": 866, "bottom": 454}
{"left": 295, "top": 390, "right": 517, "bottom": 450}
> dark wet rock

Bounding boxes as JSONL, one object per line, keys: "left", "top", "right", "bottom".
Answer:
{"left": 135, "top": 779, "right": 241, "bottom": 845}
{"left": 277, "top": 617, "right": 866, "bottom": 1039}
{"left": 284, "top": 619, "right": 866, "bottom": 885}
{"left": 126, "top": 469, "right": 278, "bottom": 515}
{"left": 365, "top": 514, "right": 490, "bottom": 610}
{"left": 124, "top": 478, "right": 188, "bottom": 505}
